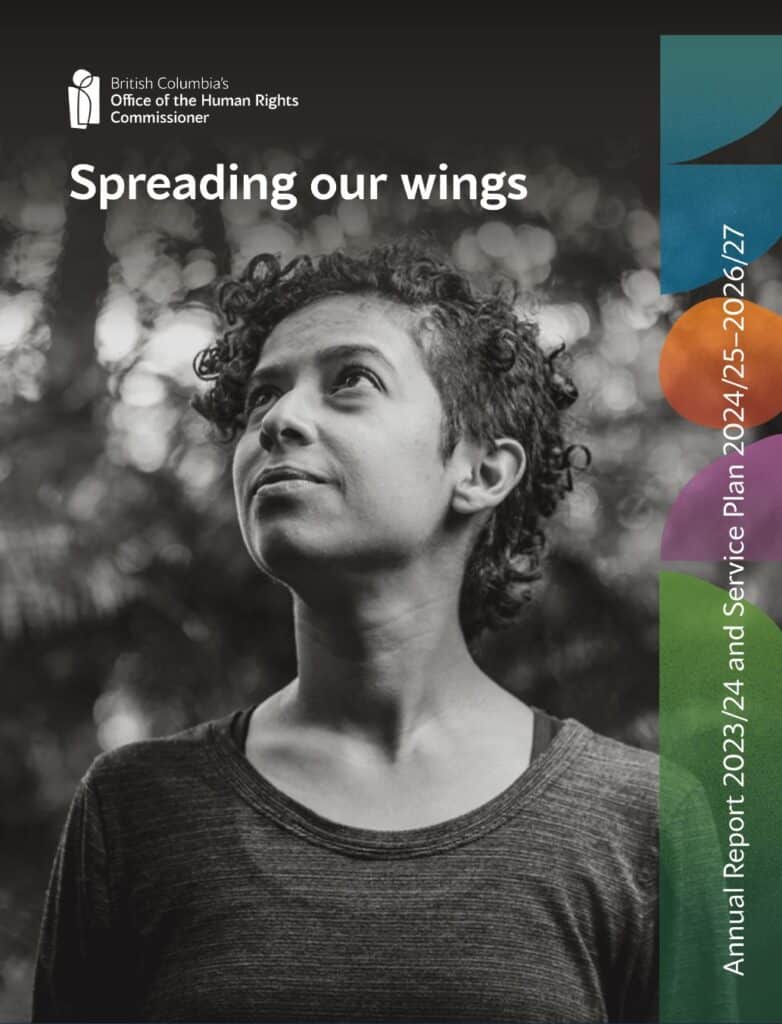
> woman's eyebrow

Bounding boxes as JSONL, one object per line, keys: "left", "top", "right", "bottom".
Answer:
{"left": 248, "top": 343, "right": 397, "bottom": 387}
{"left": 318, "top": 344, "right": 397, "bottom": 374}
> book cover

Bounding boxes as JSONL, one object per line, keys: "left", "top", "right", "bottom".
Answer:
{"left": 0, "top": 22, "right": 779, "bottom": 1022}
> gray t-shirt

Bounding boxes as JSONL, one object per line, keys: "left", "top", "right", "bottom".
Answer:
{"left": 32, "top": 705, "right": 668, "bottom": 1021}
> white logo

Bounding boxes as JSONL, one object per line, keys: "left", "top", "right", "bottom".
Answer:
{"left": 68, "top": 69, "right": 100, "bottom": 129}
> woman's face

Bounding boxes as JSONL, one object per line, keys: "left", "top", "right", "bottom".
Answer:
{"left": 232, "top": 294, "right": 466, "bottom": 586}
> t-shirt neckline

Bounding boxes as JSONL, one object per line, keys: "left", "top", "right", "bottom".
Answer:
{"left": 207, "top": 705, "right": 589, "bottom": 859}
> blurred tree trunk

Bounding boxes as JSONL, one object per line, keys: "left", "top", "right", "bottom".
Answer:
{"left": 43, "top": 195, "right": 109, "bottom": 430}
{"left": 194, "top": 145, "right": 231, "bottom": 276}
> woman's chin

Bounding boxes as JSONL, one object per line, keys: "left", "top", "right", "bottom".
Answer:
{"left": 252, "top": 530, "right": 339, "bottom": 580}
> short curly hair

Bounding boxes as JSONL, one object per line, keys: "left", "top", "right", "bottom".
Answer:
{"left": 191, "top": 241, "right": 584, "bottom": 641}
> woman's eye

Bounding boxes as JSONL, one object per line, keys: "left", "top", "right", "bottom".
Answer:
{"left": 333, "top": 367, "right": 380, "bottom": 392}
{"left": 245, "top": 388, "right": 278, "bottom": 414}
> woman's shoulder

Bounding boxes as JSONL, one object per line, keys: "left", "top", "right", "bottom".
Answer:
{"left": 537, "top": 718, "right": 659, "bottom": 868}
{"left": 566, "top": 719, "right": 659, "bottom": 800}
{"left": 79, "top": 710, "right": 233, "bottom": 805}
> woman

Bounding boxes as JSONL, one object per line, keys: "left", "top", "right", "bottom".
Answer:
{"left": 33, "top": 242, "right": 661, "bottom": 1022}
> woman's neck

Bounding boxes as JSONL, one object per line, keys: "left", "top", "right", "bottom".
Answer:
{"left": 286, "top": 583, "right": 493, "bottom": 761}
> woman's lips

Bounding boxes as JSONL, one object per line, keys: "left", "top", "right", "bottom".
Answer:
{"left": 253, "top": 477, "right": 325, "bottom": 497}
{"left": 250, "top": 466, "right": 328, "bottom": 496}
{"left": 250, "top": 471, "right": 330, "bottom": 505}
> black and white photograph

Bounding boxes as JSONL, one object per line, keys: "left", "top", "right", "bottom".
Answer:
{"left": 1, "top": 23, "right": 779, "bottom": 1023}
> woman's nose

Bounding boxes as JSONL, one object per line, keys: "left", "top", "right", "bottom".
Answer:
{"left": 257, "top": 388, "right": 317, "bottom": 451}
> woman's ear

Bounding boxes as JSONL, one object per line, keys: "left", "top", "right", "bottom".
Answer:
{"left": 451, "top": 437, "right": 527, "bottom": 515}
